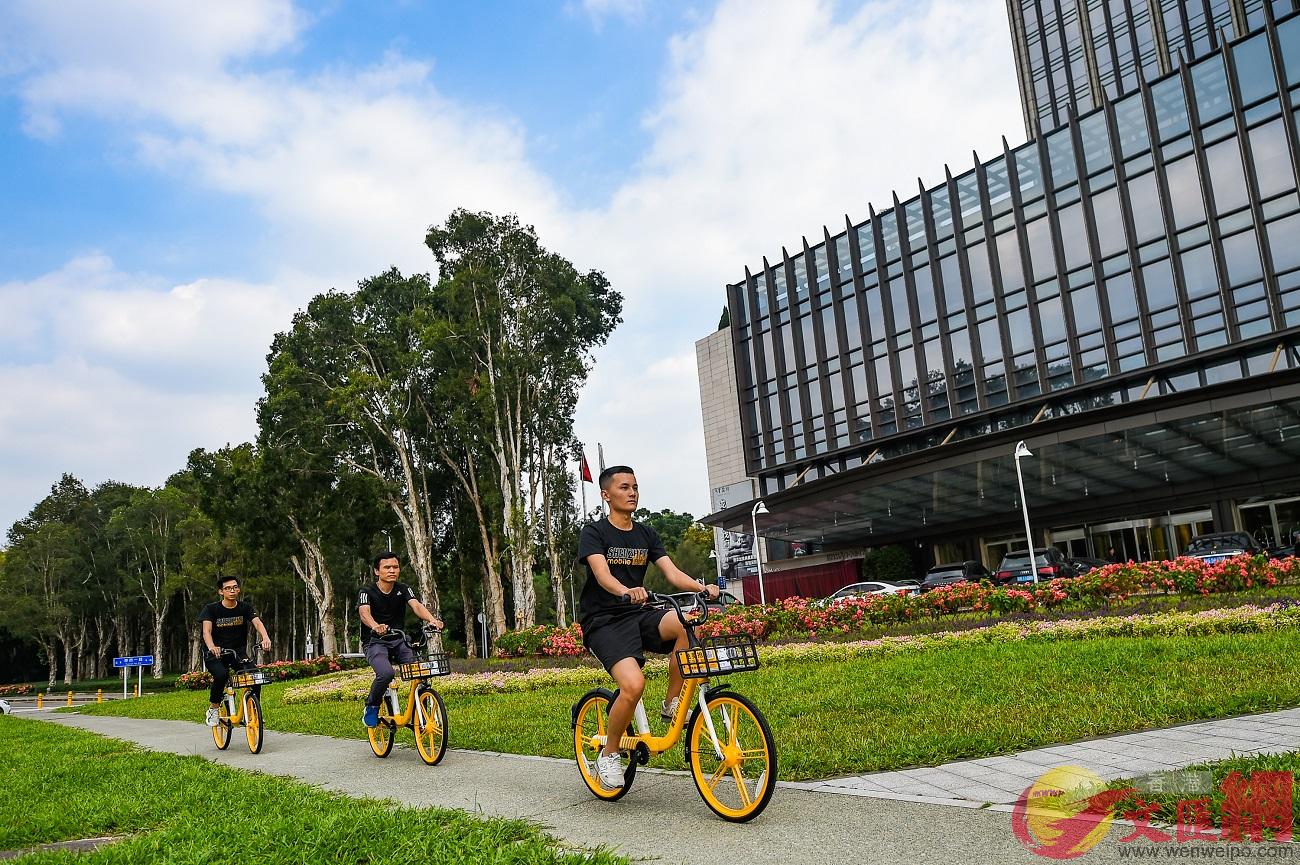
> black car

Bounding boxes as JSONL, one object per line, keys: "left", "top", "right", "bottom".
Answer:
{"left": 1184, "top": 532, "right": 1261, "bottom": 563}
{"left": 993, "top": 547, "right": 1078, "bottom": 585}
{"left": 920, "top": 560, "right": 991, "bottom": 592}
{"left": 1067, "top": 556, "right": 1109, "bottom": 575}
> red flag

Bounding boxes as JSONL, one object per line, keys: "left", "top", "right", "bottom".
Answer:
{"left": 580, "top": 454, "right": 593, "bottom": 483}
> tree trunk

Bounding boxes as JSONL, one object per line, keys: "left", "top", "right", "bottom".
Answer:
{"left": 151, "top": 598, "right": 170, "bottom": 679}
{"left": 289, "top": 522, "right": 338, "bottom": 655}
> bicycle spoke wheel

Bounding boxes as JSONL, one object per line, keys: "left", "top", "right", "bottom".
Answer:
{"left": 367, "top": 699, "right": 396, "bottom": 758}
{"left": 413, "top": 686, "right": 449, "bottom": 766}
{"left": 573, "top": 691, "right": 635, "bottom": 801}
{"left": 243, "top": 692, "right": 264, "bottom": 754}
{"left": 212, "top": 697, "right": 233, "bottom": 750}
{"left": 687, "top": 691, "right": 777, "bottom": 822}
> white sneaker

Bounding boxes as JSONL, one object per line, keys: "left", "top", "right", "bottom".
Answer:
{"left": 596, "top": 751, "right": 625, "bottom": 790}
{"left": 205, "top": 707, "right": 220, "bottom": 727}
{"left": 660, "top": 696, "right": 680, "bottom": 722}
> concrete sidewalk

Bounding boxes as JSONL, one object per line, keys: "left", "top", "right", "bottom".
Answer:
{"left": 33, "top": 710, "right": 1300, "bottom": 864}
{"left": 790, "top": 707, "right": 1300, "bottom": 807}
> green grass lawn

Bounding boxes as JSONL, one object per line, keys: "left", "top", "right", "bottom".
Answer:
{"left": 0, "top": 715, "right": 624, "bottom": 864}
{"left": 72, "top": 630, "right": 1300, "bottom": 780}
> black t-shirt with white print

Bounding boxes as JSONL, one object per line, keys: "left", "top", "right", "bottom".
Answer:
{"left": 198, "top": 601, "right": 257, "bottom": 652}
{"left": 357, "top": 581, "right": 418, "bottom": 645}
{"left": 576, "top": 517, "right": 667, "bottom": 631}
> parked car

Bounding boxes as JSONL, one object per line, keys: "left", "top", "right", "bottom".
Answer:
{"left": 816, "top": 580, "right": 919, "bottom": 606}
{"left": 1184, "top": 532, "right": 1261, "bottom": 563}
{"left": 1067, "top": 556, "right": 1109, "bottom": 575}
{"left": 993, "top": 547, "right": 1078, "bottom": 585}
{"left": 0, "top": 699, "right": 10, "bottom": 715}
{"left": 920, "top": 560, "right": 991, "bottom": 592}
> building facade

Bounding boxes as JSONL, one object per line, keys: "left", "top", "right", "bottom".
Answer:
{"left": 701, "top": 2, "right": 1300, "bottom": 577}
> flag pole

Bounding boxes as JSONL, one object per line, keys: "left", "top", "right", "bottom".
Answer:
{"left": 597, "top": 443, "right": 608, "bottom": 517}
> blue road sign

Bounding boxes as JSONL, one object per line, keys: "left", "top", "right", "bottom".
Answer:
{"left": 113, "top": 655, "right": 154, "bottom": 668}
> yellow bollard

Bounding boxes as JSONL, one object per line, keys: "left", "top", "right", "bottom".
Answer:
{"left": 36, "top": 693, "right": 43, "bottom": 709}
{"left": 66, "top": 691, "right": 73, "bottom": 707}
{"left": 97, "top": 689, "right": 103, "bottom": 703}
{"left": 134, "top": 683, "right": 140, "bottom": 698}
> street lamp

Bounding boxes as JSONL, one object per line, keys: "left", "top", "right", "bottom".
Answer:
{"left": 381, "top": 529, "right": 391, "bottom": 552}
{"left": 1013, "top": 440, "right": 1039, "bottom": 584}
{"left": 751, "top": 500, "right": 770, "bottom": 605}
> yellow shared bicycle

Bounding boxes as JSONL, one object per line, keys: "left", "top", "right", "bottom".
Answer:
{"left": 212, "top": 648, "right": 270, "bottom": 754}
{"left": 572, "top": 591, "right": 777, "bottom": 822}
{"left": 366, "top": 627, "right": 452, "bottom": 765}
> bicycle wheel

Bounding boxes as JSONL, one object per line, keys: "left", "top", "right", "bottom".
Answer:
{"left": 212, "top": 696, "right": 232, "bottom": 750}
{"left": 687, "top": 690, "right": 777, "bottom": 822}
{"left": 573, "top": 690, "right": 635, "bottom": 801}
{"left": 243, "top": 692, "right": 264, "bottom": 754}
{"left": 367, "top": 699, "right": 396, "bottom": 758}
{"left": 413, "top": 685, "right": 449, "bottom": 766}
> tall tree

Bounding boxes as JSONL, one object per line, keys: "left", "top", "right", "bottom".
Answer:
{"left": 423, "top": 209, "right": 622, "bottom": 630}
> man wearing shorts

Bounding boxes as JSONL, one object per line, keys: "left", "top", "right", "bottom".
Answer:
{"left": 577, "top": 465, "right": 719, "bottom": 790}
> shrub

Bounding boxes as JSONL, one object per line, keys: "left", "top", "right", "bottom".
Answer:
{"left": 0, "top": 684, "right": 33, "bottom": 696}
{"left": 173, "top": 654, "right": 367, "bottom": 690}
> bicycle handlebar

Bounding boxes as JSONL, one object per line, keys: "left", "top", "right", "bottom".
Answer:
{"left": 618, "top": 589, "right": 726, "bottom": 628}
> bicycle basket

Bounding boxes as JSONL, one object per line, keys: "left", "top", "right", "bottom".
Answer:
{"left": 230, "top": 670, "right": 272, "bottom": 687}
{"left": 396, "top": 652, "right": 451, "bottom": 680}
{"left": 676, "top": 634, "right": 760, "bottom": 679}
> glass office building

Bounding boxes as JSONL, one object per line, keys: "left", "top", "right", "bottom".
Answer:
{"left": 702, "top": 3, "right": 1300, "bottom": 570}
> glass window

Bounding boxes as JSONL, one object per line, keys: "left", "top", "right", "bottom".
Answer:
{"left": 979, "top": 317, "right": 1003, "bottom": 363}
{"left": 1091, "top": 187, "right": 1126, "bottom": 255}
{"left": 1127, "top": 171, "right": 1164, "bottom": 242}
{"left": 1007, "top": 307, "right": 1032, "bottom": 354}
{"left": 1151, "top": 77, "right": 1189, "bottom": 141}
{"left": 1038, "top": 296, "right": 1065, "bottom": 343}
{"left": 913, "top": 265, "right": 937, "bottom": 323}
{"left": 1015, "top": 144, "right": 1044, "bottom": 201}
{"left": 813, "top": 244, "right": 830, "bottom": 288}
{"left": 821, "top": 305, "right": 840, "bottom": 351}
{"left": 949, "top": 327, "right": 972, "bottom": 368}
{"left": 1025, "top": 216, "right": 1055, "bottom": 280}
{"left": 1114, "top": 91, "right": 1151, "bottom": 158}
{"left": 957, "top": 171, "right": 983, "bottom": 229}
{"left": 939, "top": 253, "right": 964, "bottom": 314}
{"left": 995, "top": 230, "right": 1025, "bottom": 293}
{"left": 1268, "top": 212, "right": 1300, "bottom": 272}
{"left": 905, "top": 198, "right": 927, "bottom": 248}
{"left": 1249, "top": 119, "right": 1295, "bottom": 199}
{"left": 1142, "top": 258, "right": 1177, "bottom": 310}
{"left": 1180, "top": 244, "right": 1219, "bottom": 298}
{"left": 1233, "top": 33, "right": 1277, "bottom": 106}
{"left": 879, "top": 212, "right": 901, "bottom": 262}
{"left": 1106, "top": 271, "right": 1138, "bottom": 321}
{"left": 1165, "top": 155, "right": 1206, "bottom": 229}
{"left": 835, "top": 234, "right": 852, "bottom": 283}
{"left": 1047, "top": 127, "right": 1078, "bottom": 188}
{"left": 1222, "top": 229, "right": 1263, "bottom": 286}
{"left": 967, "top": 242, "right": 994, "bottom": 303}
{"left": 1205, "top": 138, "right": 1249, "bottom": 213}
{"left": 1078, "top": 112, "right": 1112, "bottom": 174}
{"left": 1058, "top": 204, "right": 1090, "bottom": 269}
{"left": 842, "top": 297, "right": 861, "bottom": 345}
{"left": 930, "top": 186, "right": 955, "bottom": 239}
{"left": 1071, "top": 284, "right": 1101, "bottom": 332}
{"left": 1278, "top": 16, "right": 1300, "bottom": 87}
{"left": 1191, "top": 55, "right": 1231, "bottom": 122}
{"left": 986, "top": 157, "right": 1013, "bottom": 215}
{"left": 857, "top": 223, "right": 877, "bottom": 269}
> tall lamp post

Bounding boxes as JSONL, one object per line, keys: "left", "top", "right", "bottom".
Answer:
{"left": 751, "top": 500, "right": 770, "bottom": 605}
{"left": 1013, "top": 440, "right": 1039, "bottom": 584}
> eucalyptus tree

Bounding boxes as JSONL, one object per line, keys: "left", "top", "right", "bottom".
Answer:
{"left": 423, "top": 209, "right": 621, "bottom": 630}
{"left": 259, "top": 271, "right": 456, "bottom": 617}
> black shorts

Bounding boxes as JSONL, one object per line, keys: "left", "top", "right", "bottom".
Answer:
{"left": 582, "top": 609, "right": 676, "bottom": 672}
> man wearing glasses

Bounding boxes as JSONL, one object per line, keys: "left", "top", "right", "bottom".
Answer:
{"left": 199, "top": 575, "right": 273, "bottom": 727}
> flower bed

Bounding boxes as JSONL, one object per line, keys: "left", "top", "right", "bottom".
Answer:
{"left": 281, "top": 603, "right": 1300, "bottom": 704}
{"left": 0, "top": 684, "right": 33, "bottom": 696}
{"left": 173, "top": 654, "right": 368, "bottom": 691}
{"left": 483, "top": 554, "right": 1300, "bottom": 656}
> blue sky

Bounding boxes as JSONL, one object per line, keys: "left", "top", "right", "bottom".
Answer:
{"left": 0, "top": 0, "right": 1024, "bottom": 536}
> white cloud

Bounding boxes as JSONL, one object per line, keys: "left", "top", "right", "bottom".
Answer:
{"left": 0, "top": 0, "right": 1023, "bottom": 528}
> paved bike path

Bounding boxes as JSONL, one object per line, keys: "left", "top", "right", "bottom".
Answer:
{"left": 35, "top": 712, "right": 1276, "bottom": 864}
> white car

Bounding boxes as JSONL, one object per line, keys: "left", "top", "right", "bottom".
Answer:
{"left": 816, "top": 581, "right": 919, "bottom": 606}
{"left": 0, "top": 699, "right": 11, "bottom": 715}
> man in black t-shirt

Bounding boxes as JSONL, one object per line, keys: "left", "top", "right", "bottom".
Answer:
{"left": 358, "top": 551, "right": 444, "bottom": 727}
{"left": 576, "top": 465, "right": 718, "bottom": 791}
{"left": 198, "top": 575, "right": 272, "bottom": 727}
